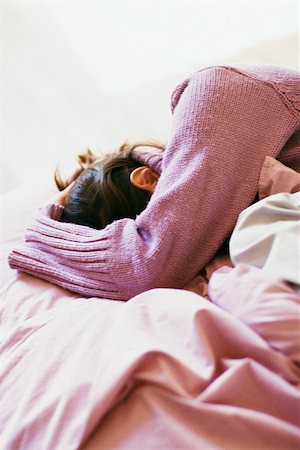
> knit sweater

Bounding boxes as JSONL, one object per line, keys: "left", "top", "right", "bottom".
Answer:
{"left": 8, "top": 65, "right": 300, "bottom": 300}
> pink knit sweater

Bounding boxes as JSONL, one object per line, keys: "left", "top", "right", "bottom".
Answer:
{"left": 8, "top": 65, "right": 300, "bottom": 300}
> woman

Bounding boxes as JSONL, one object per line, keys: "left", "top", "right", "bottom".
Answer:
{"left": 52, "top": 141, "right": 164, "bottom": 230}
{"left": 9, "top": 65, "right": 300, "bottom": 300}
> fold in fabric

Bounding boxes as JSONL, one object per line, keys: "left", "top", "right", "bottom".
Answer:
{"left": 230, "top": 192, "right": 300, "bottom": 286}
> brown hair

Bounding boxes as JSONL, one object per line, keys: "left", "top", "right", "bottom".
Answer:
{"left": 54, "top": 141, "right": 164, "bottom": 230}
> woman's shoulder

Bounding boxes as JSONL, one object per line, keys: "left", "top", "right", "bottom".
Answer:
{"left": 194, "top": 63, "right": 297, "bottom": 78}
{"left": 224, "top": 63, "right": 300, "bottom": 83}
{"left": 171, "top": 64, "right": 300, "bottom": 119}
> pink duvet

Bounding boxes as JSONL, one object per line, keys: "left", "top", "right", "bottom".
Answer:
{"left": 1, "top": 184, "right": 300, "bottom": 450}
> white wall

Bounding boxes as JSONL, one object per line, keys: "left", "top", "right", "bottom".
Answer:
{"left": 1, "top": 1, "right": 299, "bottom": 194}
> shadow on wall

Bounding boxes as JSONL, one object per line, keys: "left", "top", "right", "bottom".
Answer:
{"left": 221, "top": 32, "right": 299, "bottom": 69}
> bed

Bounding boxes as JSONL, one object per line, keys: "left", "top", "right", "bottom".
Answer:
{"left": 1, "top": 157, "right": 299, "bottom": 449}
{"left": 2, "top": 2, "right": 300, "bottom": 447}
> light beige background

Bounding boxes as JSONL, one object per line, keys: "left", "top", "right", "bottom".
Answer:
{"left": 1, "top": 1, "right": 299, "bottom": 194}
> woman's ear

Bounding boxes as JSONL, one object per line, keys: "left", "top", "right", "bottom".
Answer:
{"left": 130, "top": 166, "right": 159, "bottom": 193}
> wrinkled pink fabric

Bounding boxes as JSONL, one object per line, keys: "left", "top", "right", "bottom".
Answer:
{"left": 1, "top": 186, "right": 300, "bottom": 449}
{"left": 1, "top": 285, "right": 300, "bottom": 450}
{"left": 258, "top": 155, "right": 300, "bottom": 199}
{"left": 209, "top": 264, "right": 300, "bottom": 365}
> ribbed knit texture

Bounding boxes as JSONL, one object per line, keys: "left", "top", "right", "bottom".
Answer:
{"left": 131, "top": 147, "right": 163, "bottom": 174}
{"left": 8, "top": 65, "right": 300, "bottom": 300}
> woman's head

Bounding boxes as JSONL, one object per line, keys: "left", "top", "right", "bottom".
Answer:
{"left": 54, "top": 141, "right": 163, "bottom": 229}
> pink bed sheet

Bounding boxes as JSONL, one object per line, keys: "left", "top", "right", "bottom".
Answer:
{"left": 1, "top": 185, "right": 300, "bottom": 450}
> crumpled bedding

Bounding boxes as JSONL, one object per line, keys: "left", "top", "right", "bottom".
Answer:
{"left": 1, "top": 279, "right": 299, "bottom": 450}
{"left": 0, "top": 158, "right": 300, "bottom": 449}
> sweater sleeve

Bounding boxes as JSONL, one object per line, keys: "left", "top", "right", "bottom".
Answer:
{"left": 8, "top": 66, "right": 300, "bottom": 300}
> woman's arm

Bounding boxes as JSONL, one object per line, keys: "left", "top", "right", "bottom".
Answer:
{"left": 8, "top": 66, "right": 300, "bottom": 300}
